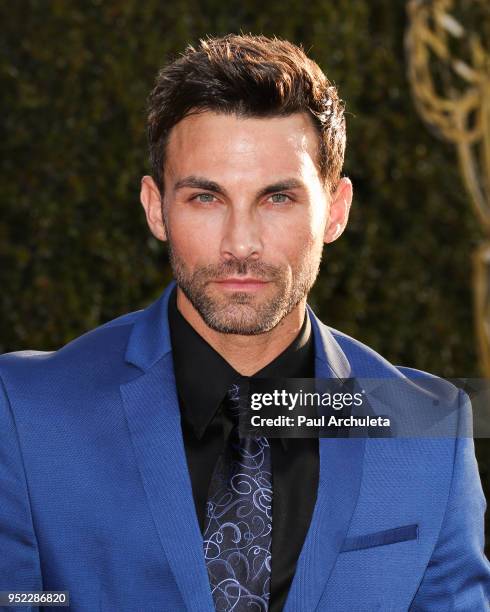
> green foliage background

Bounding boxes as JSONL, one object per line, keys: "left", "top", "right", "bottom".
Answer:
{"left": 1, "top": 1, "right": 489, "bottom": 552}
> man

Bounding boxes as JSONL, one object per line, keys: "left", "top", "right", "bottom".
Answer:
{"left": 0, "top": 34, "right": 489, "bottom": 611}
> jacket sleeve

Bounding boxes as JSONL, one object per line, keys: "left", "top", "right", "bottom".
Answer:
{"left": 410, "top": 390, "right": 490, "bottom": 610}
{"left": 0, "top": 373, "right": 43, "bottom": 611}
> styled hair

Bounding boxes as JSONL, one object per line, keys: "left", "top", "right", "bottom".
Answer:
{"left": 147, "top": 34, "right": 346, "bottom": 195}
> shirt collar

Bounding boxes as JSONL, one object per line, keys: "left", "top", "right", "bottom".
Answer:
{"left": 168, "top": 285, "right": 315, "bottom": 449}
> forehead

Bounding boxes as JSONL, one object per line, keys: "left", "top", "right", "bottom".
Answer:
{"left": 164, "top": 111, "right": 321, "bottom": 184}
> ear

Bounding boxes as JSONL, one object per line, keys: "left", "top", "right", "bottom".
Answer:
{"left": 324, "top": 177, "right": 353, "bottom": 244}
{"left": 140, "top": 175, "right": 167, "bottom": 242}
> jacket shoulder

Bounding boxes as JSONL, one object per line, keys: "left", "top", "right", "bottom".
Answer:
{"left": 327, "top": 325, "right": 460, "bottom": 402}
{"left": 0, "top": 307, "right": 144, "bottom": 383}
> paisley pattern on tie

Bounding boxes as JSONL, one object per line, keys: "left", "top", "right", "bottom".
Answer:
{"left": 203, "top": 383, "right": 273, "bottom": 612}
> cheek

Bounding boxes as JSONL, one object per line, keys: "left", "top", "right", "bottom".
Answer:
{"left": 167, "top": 211, "right": 221, "bottom": 263}
{"left": 264, "top": 221, "right": 320, "bottom": 265}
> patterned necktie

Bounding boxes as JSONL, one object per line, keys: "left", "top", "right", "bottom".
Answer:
{"left": 203, "top": 382, "right": 273, "bottom": 612}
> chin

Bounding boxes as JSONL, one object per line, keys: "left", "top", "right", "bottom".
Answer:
{"left": 202, "top": 304, "right": 282, "bottom": 336}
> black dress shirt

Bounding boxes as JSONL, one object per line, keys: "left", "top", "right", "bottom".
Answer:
{"left": 168, "top": 285, "right": 319, "bottom": 612}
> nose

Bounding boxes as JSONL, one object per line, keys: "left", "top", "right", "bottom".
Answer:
{"left": 219, "top": 206, "right": 263, "bottom": 263}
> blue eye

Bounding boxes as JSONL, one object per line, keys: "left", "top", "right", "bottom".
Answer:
{"left": 269, "top": 193, "right": 290, "bottom": 204}
{"left": 194, "top": 193, "right": 216, "bottom": 203}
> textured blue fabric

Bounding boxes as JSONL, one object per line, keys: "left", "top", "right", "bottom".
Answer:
{"left": 0, "top": 279, "right": 489, "bottom": 611}
{"left": 203, "top": 384, "right": 272, "bottom": 611}
{"left": 340, "top": 524, "right": 418, "bottom": 552}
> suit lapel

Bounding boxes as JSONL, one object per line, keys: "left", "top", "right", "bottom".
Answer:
{"left": 120, "top": 282, "right": 364, "bottom": 612}
{"left": 120, "top": 281, "right": 214, "bottom": 612}
{"left": 283, "top": 307, "right": 366, "bottom": 612}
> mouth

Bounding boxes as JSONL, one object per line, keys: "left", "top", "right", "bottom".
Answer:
{"left": 213, "top": 278, "right": 270, "bottom": 292}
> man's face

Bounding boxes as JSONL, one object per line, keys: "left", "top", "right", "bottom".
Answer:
{"left": 142, "top": 111, "right": 350, "bottom": 335}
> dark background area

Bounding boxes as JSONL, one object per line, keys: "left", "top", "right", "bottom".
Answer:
{"left": 1, "top": 0, "right": 489, "bottom": 554}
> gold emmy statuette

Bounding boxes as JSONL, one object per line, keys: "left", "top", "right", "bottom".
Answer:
{"left": 406, "top": 0, "right": 490, "bottom": 375}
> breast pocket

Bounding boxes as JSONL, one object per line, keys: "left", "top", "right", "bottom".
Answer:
{"left": 340, "top": 523, "right": 418, "bottom": 552}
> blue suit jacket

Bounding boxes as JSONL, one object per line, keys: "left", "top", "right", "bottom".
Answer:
{"left": 1, "top": 280, "right": 489, "bottom": 611}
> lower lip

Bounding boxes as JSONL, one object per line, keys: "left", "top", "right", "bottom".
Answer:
{"left": 214, "top": 281, "right": 269, "bottom": 291}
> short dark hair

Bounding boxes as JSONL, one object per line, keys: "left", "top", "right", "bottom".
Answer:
{"left": 147, "top": 34, "right": 346, "bottom": 195}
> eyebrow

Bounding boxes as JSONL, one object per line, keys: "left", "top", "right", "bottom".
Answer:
{"left": 174, "top": 176, "right": 226, "bottom": 196}
{"left": 173, "top": 175, "right": 305, "bottom": 199}
{"left": 255, "top": 179, "right": 305, "bottom": 199}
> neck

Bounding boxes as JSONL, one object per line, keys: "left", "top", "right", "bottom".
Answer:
{"left": 176, "top": 288, "right": 307, "bottom": 376}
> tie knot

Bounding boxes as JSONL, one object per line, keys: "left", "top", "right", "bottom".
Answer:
{"left": 224, "top": 383, "right": 241, "bottom": 421}
{"left": 226, "top": 382, "right": 240, "bottom": 403}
